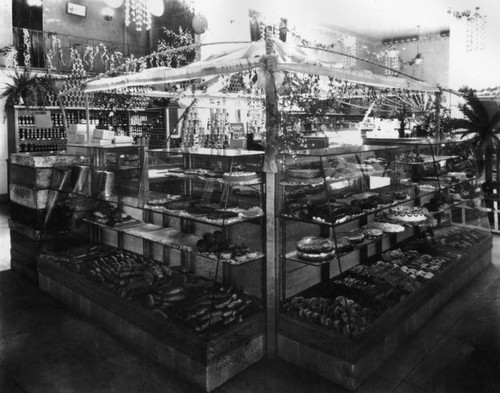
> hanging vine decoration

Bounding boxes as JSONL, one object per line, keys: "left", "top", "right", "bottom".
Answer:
{"left": 47, "top": 33, "right": 65, "bottom": 68}
{"left": 114, "top": 51, "right": 124, "bottom": 70}
{"left": 156, "top": 26, "right": 196, "bottom": 69}
{"left": 83, "top": 45, "right": 97, "bottom": 70}
{"left": 1, "top": 45, "right": 18, "bottom": 68}
{"left": 93, "top": 44, "right": 101, "bottom": 69}
{"left": 448, "top": 6, "right": 486, "bottom": 52}
{"left": 98, "top": 42, "right": 110, "bottom": 70}
{"left": 137, "top": 55, "right": 146, "bottom": 72}
{"left": 22, "top": 29, "right": 31, "bottom": 69}
{"left": 45, "top": 34, "right": 55, "bottom": 71}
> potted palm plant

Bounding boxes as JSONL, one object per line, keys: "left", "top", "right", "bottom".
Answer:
{"left": 1, "top": 68, "right": 58, "bottom": 115}
{"left": 449, "top": 87, "right": 500, "bottom": 191}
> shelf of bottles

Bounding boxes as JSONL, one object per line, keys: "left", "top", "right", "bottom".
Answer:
{"left": 247, "top": 98, "right": 265, "bottom": 137}
{"left": 65, "top": 110, "right": 165, "bottom": 146}
{"left": 181, "top": 108, "right": 230, "bottom": 149}
{"left": 17, "top": 112, "right": 67, "bottom": 153}
{"left": 15, "top": 106, "right": 166, "bottom": 152}
{"left": 140, "top": 112, "right": 166, "bottom": 149}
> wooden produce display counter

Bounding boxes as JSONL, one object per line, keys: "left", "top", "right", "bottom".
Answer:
{"left": 277, "top": 233, "right": 491, "bottom": 390}
{"left": 38, "top": 254, "right": 265, "bottom": 392}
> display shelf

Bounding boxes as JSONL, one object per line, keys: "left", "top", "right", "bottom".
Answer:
{"left": 281, "top": 186, "right": 415, "bottom": 227}
{"left": 84, "top": 217, "right": 265, "bottom": 267}
{"left": 9, "top": 106, "right": 166, "bottom": 154}
{"left": 143, "top": 205, "right": 265, "bottom": 227}
{"left": 284, "top": 231, "right": 404, "bottom": 267}
{"left": 395, "top": 154, "right": 458, "bottom": 165}
{"left": 150, "top": 170, "right": 263, "bottom": 186}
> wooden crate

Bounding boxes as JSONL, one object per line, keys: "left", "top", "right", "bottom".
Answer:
{"left": 9, "top": 183, "right": 50, "bottom": 209}
{"left": 10, "top": 201, "right": 73, "bottom": 231}
{"left": 9, "top": 164, "right": 54, "bottom": 189}
{"left": 38, "top": 258, "right": 265, "bottom": 392}
{"left": 277, "top": 236, "right": 492, "bottom": 390}
{"left": 9, "top": 220, "right": 70, "bottom": 282}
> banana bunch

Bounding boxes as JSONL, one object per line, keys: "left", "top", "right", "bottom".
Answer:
{"left": 85, "top": 250, "right": 175, "bottom": 301}
{"left": 181, "top": 286, "right": 254, "bottom": 332}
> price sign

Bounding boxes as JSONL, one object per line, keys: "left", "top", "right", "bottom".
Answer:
{"left": 33, "top": 111, "right": 52, "bottom": 128}
{"left": 229, "top": 123, "right": 245, "bottom": 138}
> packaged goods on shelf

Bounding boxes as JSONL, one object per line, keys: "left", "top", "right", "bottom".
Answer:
{"left": 93, "top": 129, "right": 115, "bottom": 140}
{"left": 113, "top": 135, "right": 134, "bottom": 144}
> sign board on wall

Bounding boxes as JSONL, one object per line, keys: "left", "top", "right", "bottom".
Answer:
{"left": 66, "top": 2, "right": 87, "bottom": 17}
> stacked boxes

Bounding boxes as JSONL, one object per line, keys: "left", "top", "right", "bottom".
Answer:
{"left": 68, "top": 124, "right": 119, "bottom": 146}
{"left": 113, "top": 135, "right": 134, "bottom": 144}
{"left": 92, "top": 128, "right": 114, "bottom": 146}
{"left": 67, "top": 124, "right": 95, "bottom": 144}
{"left": 8, "top": 154, "right": 76, "bottom": 281}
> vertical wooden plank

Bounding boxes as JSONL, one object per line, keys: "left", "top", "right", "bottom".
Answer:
{"left": 265, "top": 172, "right": 277, "bottom": 357}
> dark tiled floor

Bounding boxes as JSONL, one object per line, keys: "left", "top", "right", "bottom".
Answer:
{"left": 1, "top": 232, "right": 500, "bottom": 392}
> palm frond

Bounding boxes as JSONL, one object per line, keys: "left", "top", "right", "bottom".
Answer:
{"left": 1, "top": 68, "right": 58, "bottom": 116}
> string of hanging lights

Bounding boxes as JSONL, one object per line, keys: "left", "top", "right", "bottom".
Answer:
{"left": 105, "top": 0, "right": 165, "bottom": 31}
{"left": 125, "top": 0, "right": 151, "bottom": 31}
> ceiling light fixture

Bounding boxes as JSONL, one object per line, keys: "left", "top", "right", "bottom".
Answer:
{"left": 104, "top": 0, "right": 123, "bottom": 7}
{"left": 102, "top": 7, "right": 114, "bottom": 21}
{"left": 410, "top": 25, "right": 423, "bottom": 66}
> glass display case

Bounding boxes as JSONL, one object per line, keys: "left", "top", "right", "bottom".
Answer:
{"left": 41, "top": 145, "right": 266, "bottom": 332}
{"left": 34, "top": 145, "right": 267, "bottom": 391}
{"left": 276, "top": 142, "right": 492, "bottom": 390}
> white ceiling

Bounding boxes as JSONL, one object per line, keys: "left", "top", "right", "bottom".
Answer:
{"left": 239, "top": 0, "right": 498, "bottom": 41}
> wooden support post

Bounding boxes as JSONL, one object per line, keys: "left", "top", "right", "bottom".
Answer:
{"left": 85, "top": 94, "right": 91, "bottom": 143}
{"left": 264, "top": 26, "right": 280, "bottom": 358}
{"left": 265, "top": 171, "right": 277, "bottom": 357}
{"left": 435, "top": 90, "right": 442, "bottom": 146}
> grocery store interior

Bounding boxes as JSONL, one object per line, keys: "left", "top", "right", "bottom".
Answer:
{"left": 1, "top": 0, "right": 500, "bottom": 392}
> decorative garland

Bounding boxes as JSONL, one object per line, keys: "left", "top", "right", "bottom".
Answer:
{"left": 156, "top": 26, "right": 195, "bottom": 68}
{"left": 22, "top": 28, "right": 31, "bottom": 69}
{"left": 46, "top": 33, "right": 64, "bottom": 70}
{"left": 83, "top": 45, "right": 97, "bottom": 69}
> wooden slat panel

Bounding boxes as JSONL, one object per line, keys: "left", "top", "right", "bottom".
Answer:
{"left": 9, "top": 184, "right": 49, "bottom": 209}
{"left": 11, "top": 247, "right": 37, "bottom": 267}
{"left": 11, "top": 259, "right": 38, "bottom": 282}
